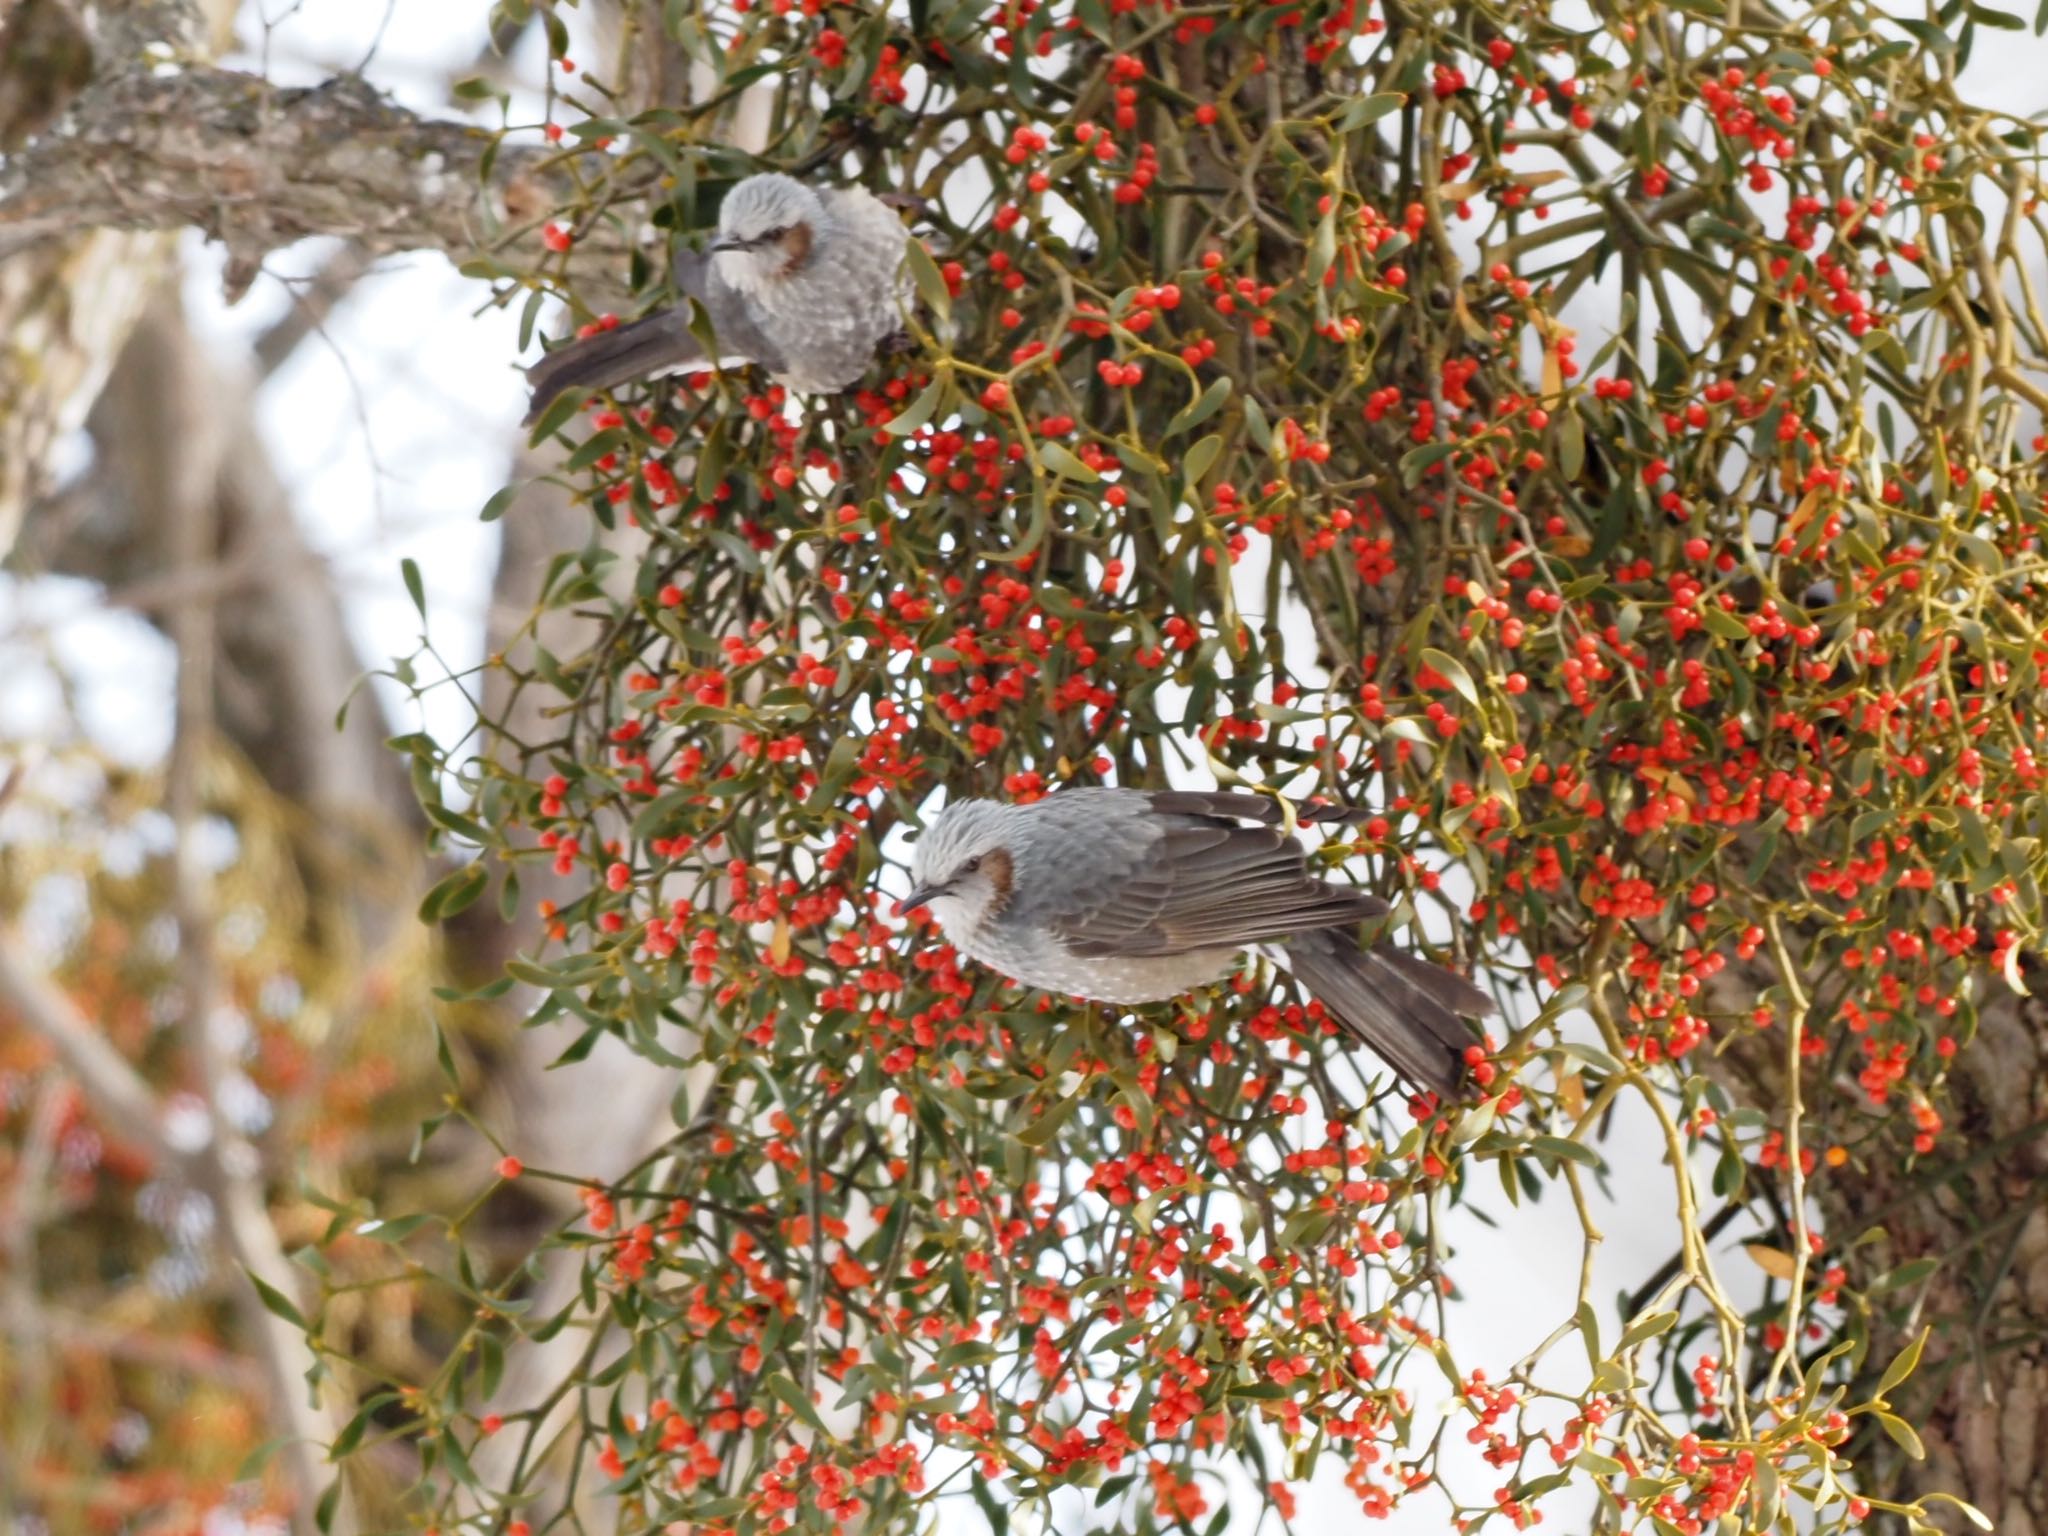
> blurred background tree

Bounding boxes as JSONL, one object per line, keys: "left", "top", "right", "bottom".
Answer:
{"left": 3, "top": 1, "right": 2048, "bottom": 1535}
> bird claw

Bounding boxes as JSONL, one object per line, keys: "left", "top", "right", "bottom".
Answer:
{"left": 877, "top": 328, "right": 919, "bottom": 358}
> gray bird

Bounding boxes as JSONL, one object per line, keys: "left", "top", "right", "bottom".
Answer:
{"left": 902, "top": 788, "right": 1496, "bottom": 1099}
{"left": 523, "top": 172, "right": 910, "bottom": 426}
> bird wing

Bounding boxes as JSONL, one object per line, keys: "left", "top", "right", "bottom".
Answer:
{"left": 674, "top": 247, "right": 791, "bottom": 375}
{"left": 1041, "top": 790, "right": 1389, "bottom": 959}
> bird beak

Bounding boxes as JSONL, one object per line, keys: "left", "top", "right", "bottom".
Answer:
{"left": 894, "top": 883, "right": 946, "bottom": 960}
{"left": 895, "top": 882, "right": 945, "bottom": 917}
{"left": 709, "top": 235, "right": 752, "bottom": 256}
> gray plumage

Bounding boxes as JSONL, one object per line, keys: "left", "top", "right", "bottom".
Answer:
{"left": 523, "top": 172, "right": 910, "bottom": 426}
{"left": 904, "top": 788, "right": 1495, "bottom": 1099}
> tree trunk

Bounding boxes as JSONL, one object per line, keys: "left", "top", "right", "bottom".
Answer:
{"left": 1705, "top": 941, "right": 2048, "bottom": 1534}
{"left": 1815, "top": 991, "right": 2048, "bottom": 1534}
{"left": 26, "top": 287, "right": 420, "bottom": 952}
{"left": 0, "top": 0, "right": 236, "bottom": 553}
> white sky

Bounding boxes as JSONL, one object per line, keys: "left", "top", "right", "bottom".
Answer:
{"left": 2, "top": 0, "right": 2044, "bottom": 1528}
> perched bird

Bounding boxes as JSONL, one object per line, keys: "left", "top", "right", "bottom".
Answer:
{"left": 523, "top": 172, "right": 910, "bottom": 427}
{"left": 902, "top": 788, "right": 1496, "bottom": 1099}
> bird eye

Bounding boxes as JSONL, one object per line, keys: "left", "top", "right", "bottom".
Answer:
{"left": 962, "top": 856, "right": 982, "bottom": 875}
{"left": 761, "top": 226, "right": 790, "bottom": 242}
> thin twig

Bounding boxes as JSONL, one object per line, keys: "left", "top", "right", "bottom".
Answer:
{"left": 1762, "top": 911, "right": 1813, "bottom": 1402}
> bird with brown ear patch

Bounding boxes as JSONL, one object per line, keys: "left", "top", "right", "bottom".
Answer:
{"left": 902, "top": 788, "right": 1496, "bottom": 1100}
{"left": 523, "top": 172, "right": 910, "bottom": 425}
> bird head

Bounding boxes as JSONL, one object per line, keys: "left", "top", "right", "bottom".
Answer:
{"left": 902, "top": 800, "right": 1013, "bottom": 935}
{"left": 709, "top": 173, "right": 824, "bottom": 292}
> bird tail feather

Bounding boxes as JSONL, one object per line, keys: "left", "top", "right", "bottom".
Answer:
{"left": 1281, "top": 929, "right": 1493, "bottom": 1101}
{"left": 524, "top": 311, "right": 704, "bottom": 426}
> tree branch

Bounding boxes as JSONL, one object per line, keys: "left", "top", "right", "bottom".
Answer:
{"left": 0, "top": 69, "right": 635, "bottom": 287}
{"left": 160, "top": 290, "right": 351, "bottom": 1536}
{"left": 0, "top": 931, "right": 193, "bottom": 1172}
{"left": 0, "top": 0, "right": 216, "bottom": 555}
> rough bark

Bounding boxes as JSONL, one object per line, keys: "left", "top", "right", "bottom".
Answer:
{"left": 1704, "top": 954, "right": 2048, "bottom": 1533}
{"left": 0, "top": 0, "right": 235, "bottom": 555}
{"left": 0, "top": 69, "right": 634, "bottom": 278}
{"left": 0, "top": 0, "right": 94, "bottom": 154}
{"left": 1820, "top": 993, "right": 2048, "bottom": 1535}
{"left": 0, "top": 220, "right": 173, "bottom": 559}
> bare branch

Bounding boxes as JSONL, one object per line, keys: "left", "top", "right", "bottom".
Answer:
{"left": 160, "top": 290, "right": 351, "bottom": 1536}
{"left": 95, "top": 0, "right": 220, "bottom": 57}
{"left": 0, "top": 0, "right": 233, "bottom": 557}
{"left": 0, "top": 930, "right": 192, "bottom": 1172}
{"left": 35, "top": 1306, "right": 271, "bottom": 1392}
{"left": 0, "top": 69, "right": 635, "bottom": 282}
{"left": 241, "top": 0, "right": 549, "bottom": 381}
{"left": 0, "top": 0, "right": 94, "bottom": 149}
